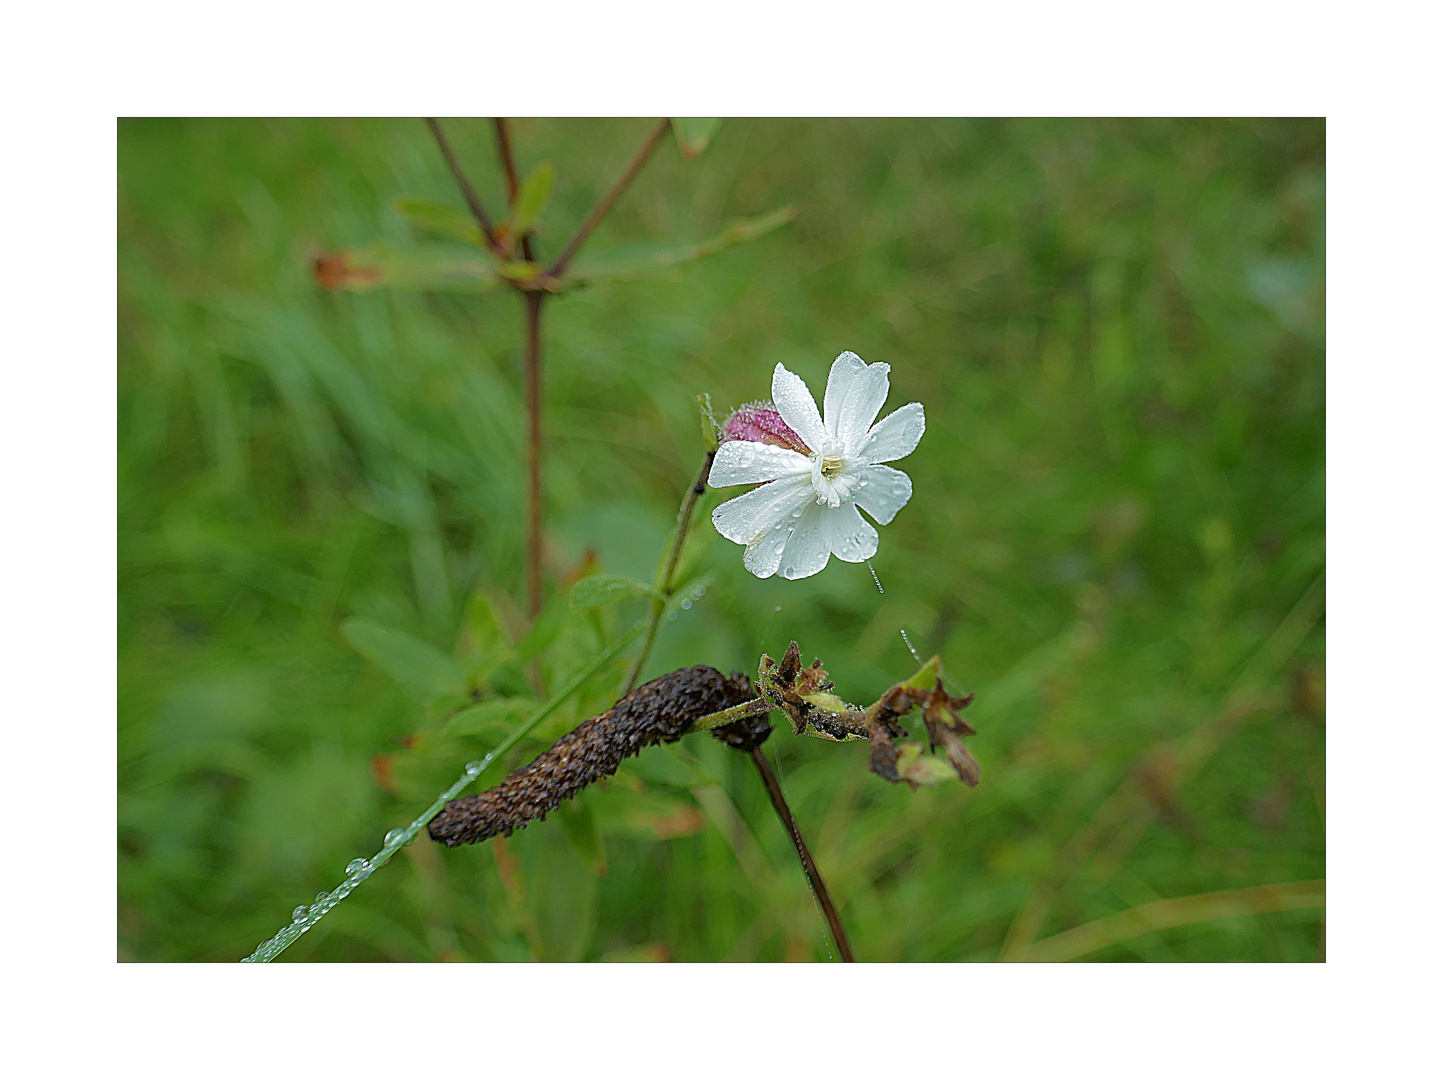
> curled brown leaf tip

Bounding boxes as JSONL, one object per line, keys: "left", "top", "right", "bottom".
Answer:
{"left": 312, "top": 251, "right": 380, "bottom": 290}
{"left": 864, "top": 666, "right": 980, "bottom": 789}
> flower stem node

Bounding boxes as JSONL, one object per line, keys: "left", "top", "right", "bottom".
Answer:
{"left": 710, "top": 352, "right": 925, "bottom": 579}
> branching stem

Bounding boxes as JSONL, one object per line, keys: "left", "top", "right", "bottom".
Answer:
{"left": 493, "top": 118, "right": 538, "bottom": 263}
{"left": 549, "top": 119, "right": 671, "bottom": 278}
{"left": 425, "top": 118, "right": 502, "bottom": 253}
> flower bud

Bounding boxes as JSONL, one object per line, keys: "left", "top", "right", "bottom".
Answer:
{"left": 721, "top": 400, "right": 811, "bottom": 455}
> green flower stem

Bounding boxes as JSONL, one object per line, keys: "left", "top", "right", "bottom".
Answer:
{"left": 621, "top": 451, "right": 715, "bottom": 696}
{"left": 687, "top": 697, "right": 774, "bottom": 731}
{"left": 240, "top": 620, "right": 644, "bottom": 963}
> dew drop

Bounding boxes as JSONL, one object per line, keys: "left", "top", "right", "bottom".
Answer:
{"left": 680, "top": 598, "right": 693, "bottom": 610}
{"left": 899, "top": 627, "right": 922, "bottom": 664}
{"left": 666, "top": 611, "right": 678, "bottom": 622}
{"left": 315, "top": 891, "right": 328, "bottom": 904}
{"left": 384, "top": 828, "right": 407, "bottom": 847}
{"left": 773, "top": 605, "right": 782, "bottom": 612}
{"left": 345, "top": 858, "right": 370, "bottom": 876}
{"left": 866, "top": 560, "right": 885, "bottom": 594}
{"left": 292, "top": 905, "right": 308, "bottom": 922}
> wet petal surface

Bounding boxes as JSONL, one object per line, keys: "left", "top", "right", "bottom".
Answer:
{"left": 709, "top": 440, "right": 811, "bottom": 487}
{"left": 857, "top": 401, "right": 925, "bottom": 464}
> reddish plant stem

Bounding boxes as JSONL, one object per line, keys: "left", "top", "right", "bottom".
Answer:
{"left": 493, "top": 118, "right": 537, "bottom": 263}
{"left": 425, "top": 117, "right": 501, "bottom": 252}
{"left": 524, "top": 291, "right": 545, "bottom": 618}
{"left": 548, "top": 119, "right": 671, "bottom": 278}
{"left": 748, "top": 745, "right": 856, "bottom": 962}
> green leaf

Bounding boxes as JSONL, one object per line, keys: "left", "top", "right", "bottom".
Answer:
{"left": 516, "top": 596, "right": 574, "bottom": 660}
{"left": 313, "top": 243, "right": 507, "bottom": 293}
{"left": 899, "top": 654, "right": 943, "bottom": 692}
{"left": 894, "top": 742, "right": 959, "bottom": 786}
{"left": 441, "top": 697, "right": 539, "bottom": 737}
{"left": 497, "top": 259, "right": 544, "bottom": 283}
{"left": 569, "top": 573, "right": 659, "bottom": 609}
{"left": 567, "top": 206, "right": 797, "bottom": 285}
{"left": 340, "top": 617, "right": 467, "bottom": 704}
{"left": 391, "top": 196, "right": 484, "bottom": 246}
{"left": 506, "top": 161, "right": 555, "bottom": 238}
{"left": 556, "top": 799, "right": 607, "bottom": 876}
{"left": 671, "top": 118, "right": 723, "bottom": 159}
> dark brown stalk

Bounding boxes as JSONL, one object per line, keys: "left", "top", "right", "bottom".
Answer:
{"left": 548, "top": 119, "right": 671, "bottom": 279}
{"left": 524, "top": 291, "right": 545, "bottom": 618}
{"left": 748, "top": 745, "right": 856, "bottom": 962}
{"left": 425, "top": 117, "right": 501, "bottom": 252}
{"left": 493, "top": 118, "right": 537, "bottom": 263}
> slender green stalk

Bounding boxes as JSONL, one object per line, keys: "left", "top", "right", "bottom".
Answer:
{"left": 621, "top": 451, "right": 715, "bottom": 695}
{"left": 688, "top": 697, "right": 773, "bottom": 731}
{"left": 240, "top": 620, "right": 644, "bottom": 963}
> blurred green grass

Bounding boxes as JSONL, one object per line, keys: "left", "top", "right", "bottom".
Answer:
{"left": 118, "top": 118, "right": 1324, "bottom": 962}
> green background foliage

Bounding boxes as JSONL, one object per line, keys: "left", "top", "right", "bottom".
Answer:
{"left": 118, "top": 118, "right": 1324, "bottom": 961}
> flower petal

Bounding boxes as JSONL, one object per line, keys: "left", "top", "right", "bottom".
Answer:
{"left": 856, "top": 402, "right": 925, "bottom": 464}
{"left": 822, "top": 351, "right": 866, "bottom": 435}
{"left": 823, "top": 352, "right": 891, "bottom": 454}
{"left": 711, "top": 473, "right": 813, "bottom": 546}
{"left": 708, "top": 440, "right": 811, "bottom": 487}
{"left": 770, "top": 363, "right": 829, "bottom": 455}
{"left": 825, "top": 502, "right": 880, "bottom": 563}
{"left": 777, "top": 501, "right": 834, "bottom": 580}
{"left": 853, "top": 464, "right": 913, "bottom": 525}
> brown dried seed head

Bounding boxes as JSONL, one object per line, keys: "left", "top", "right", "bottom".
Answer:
{"left": 428, "top": 666, "right": 754, "bottom": 847}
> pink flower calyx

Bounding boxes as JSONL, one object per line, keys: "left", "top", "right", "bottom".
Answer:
{"left": 721, "top": 400, "right": 811, "bottom": 455}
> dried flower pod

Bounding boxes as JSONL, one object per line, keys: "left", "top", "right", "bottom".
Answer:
{"left": 709, "top": 708, "right": 773, "bottom": 752}
{"left": 865, "top": 663, "right": 979, "bottom": 788}
{"left": 429, "top": 666, "right": 754, "bottom": 847}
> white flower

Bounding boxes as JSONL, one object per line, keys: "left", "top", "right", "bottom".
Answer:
{"left": 709, "top": 352, "right": 925, "bottom": 580}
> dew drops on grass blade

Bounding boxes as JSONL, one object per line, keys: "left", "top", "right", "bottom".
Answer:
{"left": 899, "top": 627, "right": 922, "bottom": 665}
